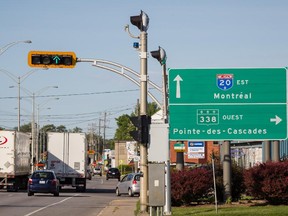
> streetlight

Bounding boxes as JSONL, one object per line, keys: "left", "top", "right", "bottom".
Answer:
{"left": 3, "top": 68, "right": 48, "bottom": 131}
{"left": 127, "top": 10, "right": 149, "bottom": 213}
{"left": 20, "top": 85, "right": 58, "bottom": 171}
{"left": 0, "top": 40, "right": 32, "bottom": 56}
{"left": 151, "top": 46, "right": 168, "bottom": 121}
{"left": 37, "top": 97, "right": 60, "bottom": 163}
{"left": 151, "top": 46, "right": 171, "bottom": 215}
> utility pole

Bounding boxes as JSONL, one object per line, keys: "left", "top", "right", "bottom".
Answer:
{"left": 222, "top": 141, "right": 231, "bottom": 202}
{"left": 98, "top": 118, "right": 102, "bottom": 160}
{"left": 127, "top": 11, "right": 150, "bottom": 212}
{"left": 150, "top": 46, "right": 171, "bottom": 214}
{"left": 264, "top": 140, "right": 271, "bottom": 162}
{"left": 139, "top": 29, "right": 148, "bottom": 212}
{"left": 103, "top": 112, "right": 107, "bottom": 150}
{"left": 272, "top": 140, "right": 280, "bottom": 162}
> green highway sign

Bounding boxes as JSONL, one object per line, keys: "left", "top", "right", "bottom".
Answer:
{"left": 168, "top": 68, "right": 287, "bottom": 140}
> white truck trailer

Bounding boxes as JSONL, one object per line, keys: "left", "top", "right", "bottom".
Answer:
{"left": 46, "top": 132, "right": 87, "bottom": 192}
{"left": 0, "top": 130, "right": 31, "bottom": 191}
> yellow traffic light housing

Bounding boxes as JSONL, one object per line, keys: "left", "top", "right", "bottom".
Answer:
{"left": 28, "top": 51, "right": 77, "bottom": 68}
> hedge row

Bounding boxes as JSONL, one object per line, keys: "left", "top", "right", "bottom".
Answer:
{"left": 244, "top": 161, "right": 288, "bottom": 204}
{"left": 171, "top": 160, "right": 288, "bottom": 206}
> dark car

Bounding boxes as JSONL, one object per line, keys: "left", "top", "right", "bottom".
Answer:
{"left": 116, "top": 173, "right": 140, "bottom": 197}
{"left": 27, "top": 170, "right": 60, "bottom": 196}
{"left": 106, "top": 168, "right": 121, "bottom": 181}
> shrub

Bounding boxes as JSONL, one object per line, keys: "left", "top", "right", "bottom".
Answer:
{"left": 213, "top": 160, "right": 245, "bottom": 202}
{"left": 244, "top": 161, "right": 288, "bottom": 204}
{"left": 231, "top": 163, "right": 245, "bottom": 200}
{"left": 171, "top": 167, "right": 213, "bottom": 206}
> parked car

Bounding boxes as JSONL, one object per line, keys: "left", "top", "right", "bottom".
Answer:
{"left": 106, "top": 167, "right": 121, "bottom": 181}
{"left": 116, "top": 173, "right": 140, "bottom": 197}
{"left": 94, "top": 167, "right": 102, "bottom": 176}
{"left": 27, "top": 170, "right": 60, "bottom": 196}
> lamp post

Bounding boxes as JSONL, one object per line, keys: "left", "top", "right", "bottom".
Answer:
{"left": 0, "top": 40, "right": 32, "bottom": 56}
{"left": 3, "top": 68, "right": 48, "bottom": 131}
{"left": 20, "top": 86, "right": 58, "bottom": 171}
{"left": 37, "top": 97, "right": 59, "bottom": 162}
{"left": 127, "top": 10, "right": 149, "bottom": 212}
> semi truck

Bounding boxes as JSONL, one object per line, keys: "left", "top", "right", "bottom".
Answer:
{"left": 0, "top": 130, "right": 31, "bottom": 191}
{"left": 46, "top": 132, "right": 87, "bottom": 192}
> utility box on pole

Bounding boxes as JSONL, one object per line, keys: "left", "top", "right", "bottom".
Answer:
{"left": 148, "top": 163, "right": 165, "bottom": 206}
{"left": 148, "top": 123, "right": 169, "bottom": 162}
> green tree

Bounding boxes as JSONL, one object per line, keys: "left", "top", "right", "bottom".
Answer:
{"left": 70, "top": 127, "right": 83, "bottom": 133}
{"left": 56, "top": 125, "right": 67, "bottom": 132}
{"left": 132, "top": 102, "right": 160, "bottom": 116}
{"left": 114, "top": 114, "right": 134, "bottom": 140}
{"left": 20, "top": 123, "right": 32, "bottom": 133}
{"left": 114, "top": 102, "right": 160, "bottom": 141}
{"left": 41, "top": 124, "right": 56, "bottom": 132}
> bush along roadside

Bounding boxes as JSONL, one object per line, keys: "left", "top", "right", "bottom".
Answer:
{"left": 170, "top": 160, "right": 288, "bottom": 206}
{"left": 244, "top": 160, "right": 288, "bottom": 204}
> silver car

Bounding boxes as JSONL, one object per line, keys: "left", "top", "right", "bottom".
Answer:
{"left": 116, "top": 173, "right": 140, "bottom": 197}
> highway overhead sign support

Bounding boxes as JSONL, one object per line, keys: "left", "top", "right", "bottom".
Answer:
{"left": 168, "top": 68, "right": 287, "bottom": 140}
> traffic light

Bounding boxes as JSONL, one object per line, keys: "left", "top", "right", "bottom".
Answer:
{"left": 130, "top": 10, "right": 149, "bottom": 32}
{"left": 150, "top": 46, "right": 167, "bottom": 65}
{"left": 129, "top": 115, "right": 151, "bottom": 144}
{"left": 28, "top": 51, "right": 76, "bottom": 68}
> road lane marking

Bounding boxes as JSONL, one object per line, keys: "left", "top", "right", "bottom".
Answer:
{"left": 24, "top": 194, "right": 79, "bottom": 216}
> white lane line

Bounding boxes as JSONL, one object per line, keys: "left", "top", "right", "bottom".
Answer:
{"left": 24, "top": 194, "right": 79, "bottom": 216}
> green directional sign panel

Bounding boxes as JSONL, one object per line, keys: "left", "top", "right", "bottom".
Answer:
{"left": 168, "top": 68, "right": 287, "bottom": 140}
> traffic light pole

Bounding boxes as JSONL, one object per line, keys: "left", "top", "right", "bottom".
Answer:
{"left": 139, "top": 31, "right": 148, "bottom": 212}
{"left": 76, "top": 58, "right": 162, "bottom": 108}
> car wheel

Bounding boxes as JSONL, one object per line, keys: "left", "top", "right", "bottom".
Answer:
{"left": 128, "top": 188, "right": 134, "bottom": 197}
{"left": 116, "top": 188, "right": 121, "bottom": 196}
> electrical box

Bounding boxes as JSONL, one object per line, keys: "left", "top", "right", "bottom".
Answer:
{"left": 148, "top": 123, "right": 169, "bottom": 162}
{"left": 148, "top": 163, "right": 165, "bottom": 206}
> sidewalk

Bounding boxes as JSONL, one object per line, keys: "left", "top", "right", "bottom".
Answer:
{"left": 97, "top": 198, "right": 140, "bottom": 216}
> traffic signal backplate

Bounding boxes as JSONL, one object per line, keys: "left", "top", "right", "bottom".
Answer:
{"left": 28, "top": 51, "right": 77, "bottom": 68}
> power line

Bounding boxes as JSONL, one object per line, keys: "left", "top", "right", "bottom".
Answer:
{"left": 0, "top": 89, "right": 139, "bottom": 100}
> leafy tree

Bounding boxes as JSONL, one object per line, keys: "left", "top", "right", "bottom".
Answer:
{"left": 41, "top": 124, "right": 56, "bottom": 132}
{"left": 132, "top": 102, "right": 160, "bottom": 116}
{"left": 20, "top": 123, "right": 32, "bottom": 133}
{"left": 106, "top": 139, "right": 115, "bottom": 149}
{"left": 56, "top": 125, "right": 67, "bottom": 132}
{"left": 114, "top": 114, "right": 134, "bottom": 140}
{"left": 70, "top": 127, "right": 83, "bottom": 133}
{"left": 114, "top": 102, "right": 161, "bottom": 141}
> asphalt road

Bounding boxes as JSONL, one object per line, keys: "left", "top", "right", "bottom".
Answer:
{"left": 0, "top": 176, "right": 137, "bottom": 216}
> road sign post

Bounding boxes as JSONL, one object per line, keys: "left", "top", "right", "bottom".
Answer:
{"left": 168, "top": 68, "right": 287, "bottom": 140}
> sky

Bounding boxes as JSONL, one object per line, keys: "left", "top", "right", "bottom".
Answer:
{"left": 1, "top": 0, "right": 288, "bottom": 139}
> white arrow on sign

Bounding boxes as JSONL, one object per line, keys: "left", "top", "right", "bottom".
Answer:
{"left": 270, "top": 115, "right": 282, "bottom": 125}
{"left": 173, "top": 75, "right": 183, "bottom": 98}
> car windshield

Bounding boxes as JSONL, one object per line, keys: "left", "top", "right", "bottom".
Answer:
{"left": 32, "top": 172, "right": 54, "bottom": 179}
{"left": 110, "top": 168, "right": 119, "bottom": 172}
